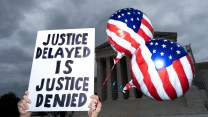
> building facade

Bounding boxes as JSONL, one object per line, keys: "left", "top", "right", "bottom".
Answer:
{"left": 93, "top": 32, "right": 208, "bottom": 117}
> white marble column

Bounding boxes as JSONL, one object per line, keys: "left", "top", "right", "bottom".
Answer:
{"left": 106, "top": 57, "right": 113, "bottom": 101}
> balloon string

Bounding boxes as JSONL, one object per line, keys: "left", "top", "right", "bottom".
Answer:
{"left": 100, "top": 61, "right": 117, "bottom": 94}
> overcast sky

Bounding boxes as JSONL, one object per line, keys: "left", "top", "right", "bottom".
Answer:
{"left": 0, "top": 0, "right": 207, "bottom": 97}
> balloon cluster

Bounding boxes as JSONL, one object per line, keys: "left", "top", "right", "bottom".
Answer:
{"left": 106, "top": 8, "right": 194, "bottom": 101}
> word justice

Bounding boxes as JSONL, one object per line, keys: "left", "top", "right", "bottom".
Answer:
{"left": 36, "top": 77, "right": 89, "bottom": 92}
{"left": 43, "top": 33, "right": 88, "bottom": 46}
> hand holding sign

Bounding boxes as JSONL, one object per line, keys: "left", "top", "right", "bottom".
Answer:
{"left": 18, "top": 91, "right": 102, "bottom": 117}
{"left": 88, "top": 95, "right": 102, "bottom": 117}
{"left": 17, "top": 91, "right": 32, "bottom": 117}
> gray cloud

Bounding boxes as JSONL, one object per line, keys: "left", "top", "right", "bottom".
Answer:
{"left": 0, "top": 46, "right": 32, "bottom": 97}
{"left": 0, "top": 0, "right": 37, "bottom": 39}
{"left": 0, "top": 46, "right": 31, "bottom": 64}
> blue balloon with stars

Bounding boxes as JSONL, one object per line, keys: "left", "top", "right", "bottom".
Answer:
{"left": 146, "top": 38, "right": 187, "bottom": 71}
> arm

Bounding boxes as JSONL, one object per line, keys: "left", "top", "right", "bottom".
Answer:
{"left": 88, "top": 95, "right": 102, "bottom": 117}
{"left": 17, "top": 91, "right": 32, "bottom": 117}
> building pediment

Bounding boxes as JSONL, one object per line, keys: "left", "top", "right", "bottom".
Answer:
{"left": 95, "top": 42, "right": 111, "bottom": 52}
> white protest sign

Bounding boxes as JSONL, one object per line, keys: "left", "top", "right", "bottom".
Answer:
{"left": 28, "top": 28, "right": 95, "bottom": 111}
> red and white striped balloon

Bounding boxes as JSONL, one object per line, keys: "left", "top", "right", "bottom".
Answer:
{"left": 124, "top": 39, "right": 194, "bottom": 100}
{"left": 106, "top": 8, "right": 154, "bottom": 62}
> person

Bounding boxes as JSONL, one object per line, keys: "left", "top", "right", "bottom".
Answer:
{"left": 17, "top": 91, "right": 102, "bottom": 117}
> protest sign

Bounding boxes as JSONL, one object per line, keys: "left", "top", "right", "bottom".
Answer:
{"left": 28, "top": 28, "right": 95, "bottom": 111}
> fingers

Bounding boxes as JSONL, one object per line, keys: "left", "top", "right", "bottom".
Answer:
{"left": 95, "top": 100, "right": 102, "bottom": 113}
{"left": 90, "top": 95, "right": 99, "bottom": 101}
{"left": 88, "top": 95, "right": 102, "bottom": 117}
{"left": 91, "top": 95, "right": 101, "bottom": 109}
{"left": 89, "top": 95, "right": 98, "bottom": 110}
{"left": 18, "top": 100, "right": 27, "bottom": 114}
{"left": 23, "top": 91, "right": 31, "bottom": 104}
{"left": 17, "top": 91, "right": 31, "bottom": 114}
{"left": 20, "top": 99, "right": 29, "bottom": 110}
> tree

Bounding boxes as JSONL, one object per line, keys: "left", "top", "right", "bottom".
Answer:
{"left": 0, "top": 92, "right": 20, "bottom": 117}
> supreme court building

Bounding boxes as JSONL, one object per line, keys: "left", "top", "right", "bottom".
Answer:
{"left": 72, "top": 32, "right": 208, "bottom": 117}
{"left": 93, "top": 32, "right": 208, "bottom": 117}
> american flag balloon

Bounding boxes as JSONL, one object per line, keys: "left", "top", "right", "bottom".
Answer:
{"left": 124, "top": 39, "right": 195, "bottom": 100}
{"left": 106, "top": 8, "right": 154, "bottom": 62}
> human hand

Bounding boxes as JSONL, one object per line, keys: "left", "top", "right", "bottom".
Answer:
{"left": 17, "top": 91, "right": 32, "bottom": 117}
{"left": 88, "top": 95, "right": 102, "bottom": 117}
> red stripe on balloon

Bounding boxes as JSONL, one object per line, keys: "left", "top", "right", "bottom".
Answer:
{"left": 107, "top": 23, "right": 140, "bottom": 49}
{"left": 107, "top": 36, "right": 132, "bottom": 56}
{"left": 141, "top": 17, "right": 154, "bottom": 35}
{"left": 135, "top": 49, "right": 162, "bottom": 100}
{"left": 130, "top": 62, "right": 141, "bottom": 91}
{"left": 137, "top": 28, "right": 151, "bottom": 42}
{"left": 172, "top": 59, "right": 189, "bottom": 94}
{"left": 157, "top": 69, "right": 177, "bottom": 100}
